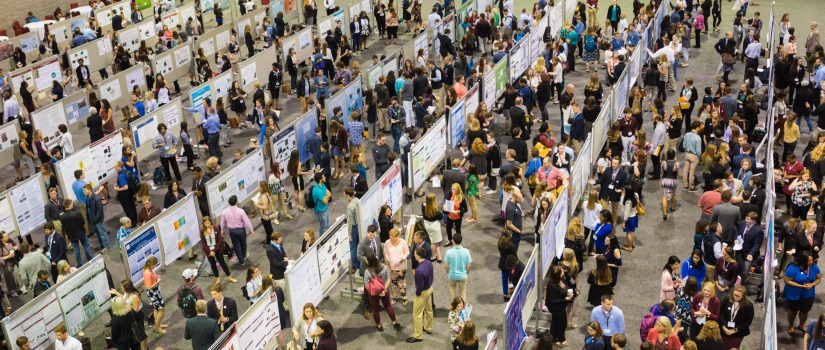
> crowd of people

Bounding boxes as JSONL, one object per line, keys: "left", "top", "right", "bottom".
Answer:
{"left": 1, "top": 0, "right": 824, "bottom": 349}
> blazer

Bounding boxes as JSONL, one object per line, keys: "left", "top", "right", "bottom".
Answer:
{"left": 75, "top": 66, "right": 91, "bottom": 83}
{"left": 352, "top": 174, "right": 368, "bottom": 198}
{"left": 710, "top": 203, "right": 742, "bottom": 244}
{"left": 441, "top": 169, "right": 467, "bottom": 198}
{"left": 357, "top": 237, "right": 384, "bottom": 276}
{"left": 59, "top": 209, "right": 86, "bottom": 242}
{"left": 736, "top": 222, "right": 764, "bottom": 259}
{"left": 266, "top": 244, "right": 288, "bottom": 280}
{"left": 690, "top": 294, "right": 721, "bottom": 324}
{"left": 86, "top": 193, "right": 105, "bottom": 225}
{"left": 207, "top": 297, "right": 239, "bottom": 329}
{"left": 44, "top": 233, "right": 67, "bottom": 264}
{"left": 193, "top": 175, "right": 212, "bottom": 216}
{"left": 718, "top": 297, "right": 754, "bottom": 337}
{"left": 200, "top": 227, "right": 225, "bottom": 255}
{"left": 596, "top": 167, "right": 628, "bottom": 202}
{"left": 185, "top": 315, "right": 221, "bottom": 350}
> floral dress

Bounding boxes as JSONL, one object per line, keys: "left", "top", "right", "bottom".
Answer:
{"left": 792, "top": 180, "right": 814, "bottom": 208}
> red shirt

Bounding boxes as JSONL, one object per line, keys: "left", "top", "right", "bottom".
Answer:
{"left": 698, "top": 191, "right": 723, "bottom": 215}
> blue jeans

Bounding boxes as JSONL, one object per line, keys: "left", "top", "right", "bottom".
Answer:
{"left": 352, "top": 33, "right": 361, "bottom": 52}
{"left": 350, "top": 224, "right": 360, "bottom": 270}
{"left": 228, "top": 228, "right": 247, "bottom": 264}
{"left": 258, "top": 124, "right": 267, "bottom": 145}
{"left": 94, "top": 222, "right": 111, "bottom": 249}
{"left": 391, "top": 126, "right": 402, "bottom": 153}
{"left": 512, "top": 233, "right": 522, "bottom": 252}
{"left": 501, "top": 271, "right": 509, "bottom": 295}
{"left": 315, "top": 209, "right": 330, "bottom": 235}
{"left": 673, "top": 58, "right": 679, "bottom": 80}
{"left": 797, "top": 113, "right": 814, "bottom": 132}
{"left": 70, "top": 236, "right": 94, "bottom": 266}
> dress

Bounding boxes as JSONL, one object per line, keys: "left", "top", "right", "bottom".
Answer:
{"left": 604, "top": 249, "right": 622, "bottom": 287}
{"left": 661, "top": 160, "right": 678, "bottom": 200}
{"left": 587, "top": 271, "right": 613, "bottom": 306}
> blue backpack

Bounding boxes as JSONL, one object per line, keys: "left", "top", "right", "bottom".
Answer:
{"left": 585, "top": 35, "right": 597, "bottom": 52}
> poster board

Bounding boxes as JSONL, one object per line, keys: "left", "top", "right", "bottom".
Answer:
{"left": 541, "top": 186, "right": 568, "bottom": 276}
{"left": 590, "top": 94, "right": 613, "bottom": 162}
{"left": 156, "top": 195, "right": 202, "bottom": 264}
{"left": 402, "top": 32, "right": 429, "bottom": 66}
{"left": 281, "top": 26, "right": 314, "bottom": 69}
{"left": 9, "top": 68, "right": 34, "bottom": 96}
{"left": 381, "top": 52, "right": 399, "bottom": 78}
{"left": 7, "top": 170, "right": 47, "bottom": 238}
{"left": 492, "top": 57, "right": 508, "bottom": 106}
{"left": 54, "top": 130, "right": 124, "bottom": 200}
{"left": 269, "top": 106, "right": 318, "bottom": 171}
{"left": 50, "top": 15, "right": 90, "bottom": 45}
{"left": 32, "top": 56, "right": 61, "bottom": 93}
{"left": 316, "top": 219, "right": 351, "bottom": 291}
{"left": 332, "top": 8, "right": 348, "bottom": 37}
{"left": 0, "top": 195, "right": 16, "bottom": 237}
{"left": 121, "top": 224, "right": 163, "bottom": 286}
{"left": 236, "top": 7, "right": 266, "bottom": 40}
{"left": 151, "top": 42, "right": 192, "bottom": 83}
{"left": 569, "top": 137, "right": 591, "bottom": 216}
{"left": 503, "top": 247, "right": 538, "bottom": 350}
{"left": 55, "top": 256, "right": 113, "bottom": 335}
{"left": 238, "top": 45, "right": 277, "bottom": 91}
{"left": 464, "top": 84, "right": 480, "bottom": 123}
{"left": 11, "top": 32, "right": 40, "bottom": 63}
{"left": 117, "top": 19, "right": 159, "bottom": 53}
{"left": 410, "top": 116, "right": 447, "bottom": 190}
{"left": 530, "top": 21, "right": 543, "bottom": 65}
{"left": 63, "top": 91, "right": 92, "bottom": 127}
{"left": 96, "top": 0, "right": 134, "bottom": 34}
{"left": 67, "top": 37, "right": 115, "bottom": 73}
{"left": 94, "top": 64, "right": 147, "bottom": 116}
{"left": 317, "top": 14, "right": 335, "bottom": 39}
{"left": 236, "top": 288, "right": 282, "bottom": 350}
{"left": 0, "top": 284, "right": 62, "bottom": 350}
{"left": 324, "top": 77, "right": 363, "bottom": 128}
{"left": 198, "top": 24, "right": 234, "bottom": 65}
{"left": 129, "top": 98, "right": 184, "bottom": 160}
{"left": 509, "top": 39, "right": 529, "bottom": 84}
{"left": 31, "top": 100, "right": 69, "bottom": 144}
{"left": 205, "top": 148, "right": 266, "bottom": 218}
{"left": 449, "top": 96, "right": 466, "bottom": 148}
{"left": 270, "top": 0, "right": 298, "bottom": 23}
{"left": 284, "top": 244, "right": 323, "bottom": 326}
{"left": 0, "top": 120, "right": 20, "bottom": 170}
{"left": 187, "top": 70, "right": 233, "bottom": 124}
{"left": 357, "top": 162, "right": 403, "bottom": 238}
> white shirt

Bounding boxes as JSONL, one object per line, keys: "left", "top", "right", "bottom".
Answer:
{"left": 324, "top": 0, "right": 335, "bottom": 10}
{"left": 503, "top": 0, "right": 514, "bottom": 17}
{"left": 583, "top": 203, "right": 603, "bottom": 230}
{"left": 60, "top": 132, "right": 75, "bottom": 156}
{"left": 428, "top": 13, "right": 441, "bottom": 30}
{"left": 158, "top": 87, "right": 170, "bottom": 104}
{"left": 648, "top": 46, "right": 675, "bottom": 63}
{"left": 56, "top": 336, "right": 83, "bottom": 350}
{"left": 519, "top": 13, "right": 533, "bottom": 27}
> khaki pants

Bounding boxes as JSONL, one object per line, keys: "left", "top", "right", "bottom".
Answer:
{"left": 600, "top": 199, "right": 620, "bottom": 224}
{"left": 705, "top": 264, "right": 716, "bottom": 283}
{"left": 667, "top": 65, "right": 676, "bottom": 90}
{"left": 77, "top": 203, "right": 89, "bottom": 233}
{"left": 468, "top": 195, "right": 478, "bottom": 219}
{"left": 587, "top": 8, "right": 598, "bottom": 27}
{"left": 683, "top": 153, "right": 700, "bottom": 189}
{"left": 378, "top": 106, "right": 390, "bottom": 131}
{"left": 412, "top": 287, "right": 434, "bottom": 338}
{"left": 350, "top": 143, "right": 365, "bottom": 157}
{"left": 573, "top": 139, "right": 582, "bottom": 155}
{"left": 275, "top": 278, "right": 289, "bottom": 310}
{"left": 300, "top": 97, "right": 308, "bottom": 113}
{"left": 448, "top": 279, "right": 467, "bottom": 302}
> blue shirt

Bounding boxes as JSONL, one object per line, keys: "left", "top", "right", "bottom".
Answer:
{"left": 312, "top": 183, "right": 329, "bottom": 212}
{"left": 134, "top": 101, "right": 145, "bottom": 116}
{"left": 117, "top": 169, "right": 129, "bottom": 187}
{"left": 444, "top": 246, "right": 472, "bottom": 281}
{"left": 806, "top": 320, "right": 825, "bottom": 350}
{"left": 783, "top": 263, "right": 820, "bottom": 300}
{"left": 593, "top": 223, "right": 612, "bottom": 249}
{"left": 590, "top": 305, "right": 625, "bottom": 336}
{"left": 627, "top": 31, "right": 640, "bottom": 47}
{"left": 203, "top": 112, "right": 221, "bottom": 134}
{"left": 347, "top": 121, "right": 365, "bottom": 146}
{"left": 681, "top": 259, "right": 706, "bottom": 286}
{"left": 72, "top": 180, "right": 88, "bottom": 203}
{"left": 815, "top": 66, "right": 825, "bottom": 89}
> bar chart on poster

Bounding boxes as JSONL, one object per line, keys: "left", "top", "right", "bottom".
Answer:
{"left": 56, "top": 257, "right": 112, "bottom": 335}
{"left": 156, "top": 196, "right": 201, "bottom": 264}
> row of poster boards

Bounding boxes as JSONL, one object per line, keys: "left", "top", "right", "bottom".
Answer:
{"left": 0, "top": 120, "right": 21, "bottom": 173}
{"left": 205, "top": 147, "right": 267, "bottom": 218}
{"left": 1, "top": 256, "right": 113, "bottom": 350}
{"left": 357, "top": 161, "right": 403, "bottom": 238}
{"left": 188, "top": 70, "right": 234, "bottom": 124}
{"left": 120, "top": 194, "right": 203, "bottom": 286}
{"left": 447, "top": 84, "right": 480, "bottom": 149}
{"left": 30, "top": 90, "right": 92, "bottom": 147}
{"left": 54, "top": 130, "right": 125, "bottom": 201}
{"left": 284, "top": 217, "right": 351, "bottom": 326}
{"left": 503, "top": 246, "right": 539, "bottom": 350}
{"left": 0, "top": 173, "right": 48, "bottom": 240}
{"left": 365, "top": 52, "right": 399, "bottom": 90}
{"left": 210, "top": 287, "right": 283, "bottom": 350}
{"left": 269, "top": 106, "right": 318, "bottom": 175}
{"left": 325, "top": 77, "right": 364, "bottom": 128}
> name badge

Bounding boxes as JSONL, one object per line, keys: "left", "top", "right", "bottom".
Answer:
{"left": 727, "top": 321, "right": 736, "bottom": 328}
{"left": 608, "top": 184, "right": 615, "bottom": 190}
{"left": 604, "top": 328, "right": 611, "bottom": 335}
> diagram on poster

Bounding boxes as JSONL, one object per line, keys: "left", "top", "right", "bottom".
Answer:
{"left": 33, "top": 59, "right": 62, "bottom": 92}
{"left": 70, "top": 49, "right": 90, "bottom": 70}
{"left": 99, "top": 80, "right": 122, "bottom": 103}
{"left": 56, "top": 257, "right": 112, "bottom": 336}
{"left": 157, "top": 196, "right": 201, "bottom": 264}
{"left": 0, "top": 122, "right": 20, "bottom": 151}
{"left": 214, "top": 72, "right": 232, "bottom": 98}
{"left": 179, "top": 5, "right": 196, "bottom": 26}
{"left": 411, "top": 117, "right": 447, "bottom": 190}
{"left": 8, "top": 176, "right": 45, "bottom": 237}
{"left": 317, "top": 222, "right": 350, "bottom": 291}
{"left": 124, "top": 67, "right": 146, "bottom": 92}
{"left": 155, "top": 55, "right": 174, "bottom": 76}
{"left": 132, "top": 116, "right": 159, "bottom": 148}
{"left": 65, "top": 95, "right": 90, "bottom": 125}
{"left": 174, "top": 46, "right": 191, "bottom": 67}
{"left": 200, "top": 37, "right": 215, "bottom": 57}
{"left": 138, "top": 21, "right": 155, "bottom": 40}
{"left": 0, "top": 196, "right": 15, "bottom": 236}
{"left": 120, "top": 27, "right": 141, "bottom": 53}
{"left": 206, "top": 149, "right": 265, "bottom": 217}
{"left": 123, "top": 225, "right": 163, "bottom": 285}
{"left": 241, "top": 63, "right": 257, "bottom": 87}
{"left": 88, "top": 131, "right": 123, "bottom": 183}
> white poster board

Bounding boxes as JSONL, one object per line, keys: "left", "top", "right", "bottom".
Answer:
{"left": 449, "top": 96, "right": 466, "bottom": 148}
{"left": 236, "top": 288, "right": 282, "bottom": 350}
{"left": 410, "top": 116, "right": 447, "bottom": 190}
{"left": 358, "top": 162, "right": 403, "bottom": 238}
{"left": 55, "top": 256, "right": 113, "bottom": 335}
{"left": 541, "top": 186, "right": 568, "bottom": 276}
{"left": 0, "top": 290, "right": 62, "bottom": 350}
{"left": 54, "top": 131, "right": 124, "bottom": 199}
{"left": 32, "top": 58, "right": 62, "bottom": 92}
{"left": 31, "top": 101, "right": 68, "bottom": 143}
{"left": 205, "top": 148, "right": 266, "bottom": 217}
{"left": 285, "top": 245, "right": 323, "bottom": 326}
{"left": 156, "top": 195, "right": 201, "bottom": 265}
{"left": 317, "top": 220, "right": 351, "bottom": 291}
{"left": 8, "top": 176, "right": 47, "bottom": 238}
{"left": 0, "top": 196, "right": 16, "bottom": 236}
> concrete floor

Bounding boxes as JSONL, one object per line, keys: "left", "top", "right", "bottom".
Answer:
{"left": 3, "top": 0, "right": 825, "bottom": 349}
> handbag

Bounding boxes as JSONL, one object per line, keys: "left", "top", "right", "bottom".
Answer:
{"left": 722, "top": 53, "right": 736, "bottom": 65}
{"left": 130, "top": 311, "right": 148, "bottom": 342}
{"left": 281, "top": 83, "right": 291, "bottom": 94}
{"left": 635, "top": 202, "right": 646, "bottom": 216}
{"left": 365, "top": 275, "right": 386, "bottom": 296}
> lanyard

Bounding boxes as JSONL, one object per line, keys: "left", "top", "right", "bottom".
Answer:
{"left": 730, "top": 302, "right": 739, "bottom": 320}
{"left": 602, "top": 309, "right": 612, "bottom": 327}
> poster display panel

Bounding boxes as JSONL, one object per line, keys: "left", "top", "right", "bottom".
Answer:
{"left": 55, "top": 257, "right": 112, "bottom": 335}
{"left": 122, "top": 225, "right": 163, "bottom": 286}
{"left": 410, "top": 116, "right": 447, "bottom": 190}
{"left": 285, "top": 245, "right": 323, "bottom": 326}
{"left": 32, "top": 58, "right": 62, "bottom": 92}
{"left": 317, "top": 221, "right": 351, "bottom": 291}
{"left": 8, "top": 176, "right": 46, "bottom": 238}
{"left": 157, "top": 196, "right": 201, "bottom": 264}
{"left": 236, "top": 289, "right": 282, "bottom": 350}
{"left": 206, "top": 148, "right": 266, "bottom": 217}
{"left": 31, "top": 101, "right": 68, "bottom": 143}
{"left": 295, "top": 107, "right": 319, "bottom": 163}
{"left": 358, "top": 163, "right": 403, "bottom": 238}
{"left": 0, "top": 290, "right": 62, "bottom": 350}
{"left": 269, "top": 124, "right": 296, "bottom": 180}
{"left": 449, "top": 97, "right": 466, "bottom": 148}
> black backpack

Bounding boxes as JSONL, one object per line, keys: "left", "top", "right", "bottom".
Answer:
{"left": 304, "top": 188, "right": 316, "bottom": 209}
{"left": 125, "top": 171, "right": 139, "bottom": 196}
{"left": 242, "top": 284, "right": 251, "bottom": 301}
{"left": 179, "top": 287, "right": 198, "bottom": 318}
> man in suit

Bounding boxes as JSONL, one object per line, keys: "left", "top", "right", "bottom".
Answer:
{"left": 43, "top": 222, "right": 67, "bottom": 282}
{"left": 185, "top": 300, "right": 221, "bottom": 350}
{"left": 722, "top": 171, "right": 745, "bottom": 203}
{"left": 735, "top": 212, "right": 764, "bottom": 281}
{"left": 112, "top": 11, "right": 124, "bottom": 31}
{"left": 192, "top": 167, "right": 211, "bottom": 217}
{"left": 207, "top": 283, "right": 238, "bottom": 332}
{"left": 438, "top": 29, "right": 457, "bottom": 58}
{"left": 589, "top": 156, "right": 627, "bottom": 224}
{"left": 265, "top": 232, "right": 289, "bottom": 305}
{"left": 75, "top": 59, "right": 91, "bottom": 88}
{"left": 714, "top": 32, "right": 737, "bottom": 83}
{"left": 440, "top": 159, "right": 467, "bottom": 199}
{"left": 356, "top": 225, "right": 382, "bottom": 317}
{"left": 508, "top": 97, "right": 529, "bottom": 140}
{"left": 710, "top": 190, "right": 742, "bottom": 245}
{"left": 350, "top": 165, "right": 368, "bottom": 198}
{"left": 737, "top": 190, "right": 761, "bottom": 223}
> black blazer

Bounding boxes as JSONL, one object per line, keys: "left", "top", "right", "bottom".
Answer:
{"left": 595, "top": 167, "right": 628, "bottom": 202}
{"left": 193, "top": 176, "right": 212, "bottom": 216}
{"left": 352, "top": 174, "right": 368, "bottom": 198}
{"left": 185, "top": 315, "right": 221, "bottom": 350}
{"left": 266, "top": 244, "right": 288, "bottom": 280}
{"left": 718, "top": 297, "right": 754, "bottom": 337}
{"left": 206, "top": 297, "right": 238, "bottom": 329}
{"left": 441, "top": 169, "right": 467, "bottom": 198}
{"left": 44, "top": 233, "right": 67, "bottom": 263}
{"left": 163, "top": 189, "right": 187, "bottom": 209}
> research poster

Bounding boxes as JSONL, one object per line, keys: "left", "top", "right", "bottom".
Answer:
{"left": 99, "top": 79, "right": 122, "bottom": 103}
{"left": 0, "top": 196, "right": 15, "bottom": 236}
{"left": 295, "top": 108, "right": 318, "bottom": 163}
{"left": 410, "top": 117, "right": 447, "bottom": 190}
{"left": 69, "top": 49, "right": 89, "bottom": 70}
{"left": 0, "top": 122, "right": 18, "bottom": 152}
{"left": 286, "top": 246, "right": 323, "bottom": 326}
{"left": 65, "top": 94, "right": 90, "bottom": 125}
{"left": 174, "top": 46, "right": 191, "bottom": 67}
{"left": 120, "top": 27, "right": 141, "bottom": 53}
{"left": 449, "top": 97, "right": 466, "bottom": 148}
{"left": 131, "top": 115, "right": 159, "bottom": 149}
{"left": 237, "top": 289, "right": 282, "bottom": 350}
{"left": 31, "top": 102, "right": 67, "bottom": 142}
{"left": 32, "top": 58, "right": 62, "bottom": 92}
{"left": 1, "top": 290, "right": 62, "bottom": 350}
{"left": 269, "top": 124, "right": 296, "bottom": 180}
{"left": 125, "top": 68, "right": 146, "bottom": 92}
{"left": 56, "top": 257, "right": 112, "bottom": 335}
{"left": 494, "top": 57, "right": 509, "bottom": 99}
{"left": 200, "top": 37, "right": 215, "bottom": 59}
{"left": 464, "top": 84, "right": 479, "bottom": 120}
{"left": 123, "top": 225, "right": 163, "bottom": 285}
{"left": 317, "top": 223, "right": 350, "bottom": 291}
{"left": 156, "top": 196, "right": 201, "bottom": 264}
{"left": 8, "top": 176, "right": 46, "bottom": 237}
{"left": 206, "top": 149, "right": 266, "bottom": 217}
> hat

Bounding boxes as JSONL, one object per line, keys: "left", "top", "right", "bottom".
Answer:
{"left": 182, "top": 268, "right": 197, "bottom": 280}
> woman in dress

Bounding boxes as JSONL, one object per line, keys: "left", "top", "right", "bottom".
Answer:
{"left": 545, "top": 265, "right": 570, "bottom": 347}
{"left": 789, "top": 169, "right": 817, "bottom": 219}
{"left": 714, "top": 246, "right": 740, "bottom": 299}
{"left": 200, "top": 216, "right": 237, "bottom": 284}
{"left": 583, "top": 190, "right": 603, "bottom": 256}
{"left": 592, "top": 210, "right": 614, "bottom": 255}
{"left": 142, "top": 256, "right": 167, "bottom": 334}
{"left": 661, "top": 149, "right": 679, "bottom": 217}
{"left": 383, "top": 228, "right": 409, "bottom": 305}
{"left": 254, "top": 181, "right": 278, "bottom": 245}
{"left": 421, "top": 193, "right": 444, "bottom": 262}
{"left": 587, "top": 255, "right": 614, "bottom": 306}
{"left": 603, "top": 234, "right": 622, "bottom": 287}
{"left": 287, "top": 150, "right": 309, "bottom": 211}
{"left": 565, "top": 217, "right": 586, "bottom": 266}
{"left": 561, "top": 248, "right": 580, "bottom": 329}
{"left": 674, "top": 276, "right": 699, "bottom": 341}
{"left": 229, "top": 81, "right": 248, "bottom": 128}
{"left": 267, "top": 163, "right": 292, "bottom": 220}
{"left": 784, "top": 251, "right": 821, "bottom": 336}
{"left": 377, "top": 205, "right": 393, "bottom": 243}
{"left": 446, "top": 183, "right": 467, "bottom": 246}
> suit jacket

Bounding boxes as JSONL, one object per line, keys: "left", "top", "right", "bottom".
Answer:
{"left": 357, "top": 237, "right": 383, "bottom": 276}
{"left": 714, "top": 37, "right": 736, "bottom": 56}
{"left": 185, "top": 315, "right": 221, "bottom": 350}
{"left": 596, "top": 167, "right": 628, "bottom": 202}
{"left": 737, "top": 202, "right": 760, "bottom": 222}
{"left": 59, "top": 209, "right": 87, "bottom": 241}
{"left": 207, "top": 297, "right": 238, "bottom": 330}
{"left": 193, "top": 175, "right": 212, "bottom": 216}
{"left": 352, "top": 174, "right": 368, "bottom": 198}
{"left": 710, "top": 203, "right": 742, "bottom": 244}
{"left": 76, "top": 66, "right": 91, "bottom": 83}
{"left": 719, "top": 297, "right": 754, "bottom": 337}
{"left": 266, "top": 244, "right": 288, "bottom": 280}
{"left": 441, "top": 169, "right": 467, "bottom": 197}
{"left": 723, "top": 178, "right": 745, "bottom": 199}
{"left": 736, "top": 222, "right": 764, "bottom": 259}
{"left": 44, "top": 233, "right": 67, "bottom": 263}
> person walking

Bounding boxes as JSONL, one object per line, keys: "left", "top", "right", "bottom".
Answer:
{"left": 384, "top": 228, "right": 409, "bottom": 305}
{"left": 220, "top": 195, "right": 253, "bottom": 265}
{"left": 184, "top": 300, "right": 221, "bottom": 350}
{"left": 406, "top": 247, "right": 434, "bottom": 343}
{"left": 59, "top": 199, "right": 94, "bottom": 266}
{"left": 591, "top": 294, "right": 625, "bottom": 345}
{"left": 312, "top": 173, "right": 333, "bottom": 234}
{"left": 364, "top": 253, "right": 401, "bottom": 331}
{"left": 83, "top": 184, "right": 111, "bottom": 252}
{"left": 445, "top": 183, "right": 467, "bottom": 246}
{"left": 444, "top": 233, "right": 472, "bottom": 302}
{"left": 143, "top": 256, "right": 168, "bottom": 334}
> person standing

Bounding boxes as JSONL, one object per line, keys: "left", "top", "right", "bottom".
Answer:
{"left": 406, "top": 247, "right": 434, "bottom": 343}
{"left": 114, "top": 162, "right": 138, "bottom": 224}
{"left": 591, "top": 294, "right": 625, "bottom": 345}
{"left": 83, "top": 184, "right": 111, "bottom": 252}
{"left": 345, "top": 187, "right": 360, "bottom": 274}
{"left": 152, "top": 123, "right": 182, "bottom": 182}
{"left": 719, "top": 285, "right": 754, "bottom": 349}
{"left": 207, "top": 283, "right": 239, "bottom": 332}
{"left": 505, "top": 191, "right": 525, "bottom": 250}
{"left": 312, "top": 173, "right": 333, "bottom": 234}
{"left": 589, "top": 157, "right": 627, "bottom": 224}
{"left": 220, "top": 195, "right": 253, "bottom": 265}
{"left": 185, "top": 300, "right": 221, "bottom": 350}
{"left": 266, "top": 232, "right": 289, "bottom": 299}
{"left": 200, "top": 217, "right": 237, "bottom": 284}
{"left": 43, "top": 223, "right": 67, "bottom": 282}
{"left": 546, "top": 265, "right": 570, "bottom": 348}
{"left": 59, "top": 200, "right": 94, "bottom": 266}
{"left": 683, "top": 121, "right": 703, "bottom": 191}
{"left": 444, "top": 234, "right": 472, "bottom": 302}
{"left": 54, "top": 323, "right": 83, "bottom": 350}
{"left": 364, "top": 253, "right": 401, "bottom": 331}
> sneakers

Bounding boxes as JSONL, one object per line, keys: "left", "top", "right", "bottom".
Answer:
{"left": 485, "top": 189, "right": 497, "bottom": 195}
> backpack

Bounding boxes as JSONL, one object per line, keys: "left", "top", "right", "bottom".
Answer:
{"left": 178, "top": 287, "right": 198, "bottom": 318}
{"left": 365, "top": 275, "right": 386, "bottom": 296}
{"left": 153, "top": 166, "right": 165, "bottom": 186}
{"left": 402, "top": 0, "right": 410, "bottom": 8}
{"left": 585, "top": 35, "right": 597, "bottom": 51}
{"left": 639, "top": 306, "right": 658, "bottom": 341}
{"left": 304, "top": 187, "right": 316, "bottom": 209}
{"left": 507, "top": 15, "right": 517, "bottom": 30}
{"left": 241, "top": 284, "right": 251, "bottom": 301}
{"left": 125, "top": 171, "right": 140, "bottom": 196}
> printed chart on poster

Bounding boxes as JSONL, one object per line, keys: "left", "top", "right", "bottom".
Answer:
{"left": 8, "top": 176, "right": 46, "bottom": 237}
{"left": 1, "top": 290, "right": 62, "bottom": 350}
{"left": 56, "top": 257, "right": 112, "bottom": 335}
{"left": 317, "top": 221, "right": 351, "bottom": 291}
{"left": 0, "top": 196, "right": 15, "bottom": 236}
{"left": 156, "top": 196, "right": 201, "bottom": 265}
{"left": 541, "top": 186, "right": 568, "bottom": 276}
{"left": 236, "top": 289, "right": 281, "bottom": 350}
{"left": 69, "top": 49, "right": 89, "bottom": 70}
{"left": 410, "top": 117, "right": 447, "bottom": 190}
{"left": 286, "top": 245, "right": 323, "bottom": 326}
{"left": 0, "top": 122, "right": 19, "bottom": 152}
{"left": 125, "top": 68, "right": 146, "bottom": 91}
{"left": 206, "top": 148, "right": 266, "bottom": 217}
{"left": 32, "top": 59, "right": 62, "bottom": 92}
{"left": 464, "top": 84, "right": 479, "bottom": 120}
{"left": 449, "top": 97, "right": 466, "bottom": 148}
{"left": 65, "top": 94, "right": 90, "bottom": 125}
{"left": 122, "top": 225, "right": 163, "bottom": 285}
{"left": 99, "top": 79, "right": 122, "bottom": 103}
{"left": 358, "top": 163, "right": 403, "bottom": 238}
{"left": 269, "top": 124, "right": 296, "bottom": 180}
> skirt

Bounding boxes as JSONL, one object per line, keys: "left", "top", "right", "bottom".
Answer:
{"left": 147, "top": 286, "right": 165, "bottom": 309}
{"left": 623, "top": 216, "right": 638, "bottom": 232}
{"left": 424, "top": 219, "right": 443, "bottom": 244}
{"left": 661, "top": 178, "right": 678, "bottom": 200}
{"left": 292, "top": 175, "right": 305, "bottom": 191}
{"left": 583, "top": 50, "right": 598, "bottom": 62}
{"left": 788, "top": 297, "right": 814, "bottom": 312}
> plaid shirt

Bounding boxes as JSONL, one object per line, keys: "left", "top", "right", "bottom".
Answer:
{"left": 347, "top": 120, "right": 365, "bottom": 146}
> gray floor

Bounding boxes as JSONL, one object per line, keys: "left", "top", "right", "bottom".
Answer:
{"left": 2, "top": 0, "right": 825, "bottom": 349}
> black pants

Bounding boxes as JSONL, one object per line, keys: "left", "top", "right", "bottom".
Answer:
{"left": 549, "top": 306, "right": 567, "bottom": 342}
{"left": 585, "top": 227, "right": 595, "bottom": 253}
{"left": 207, "top": 132, "right": 222, "bottom": 160}
{"left": 712, "top": 11, "right": 721, "bottom": 28}
{"left": 783, "top": 141, "right": 797, "bottom": 163}
{"left": 695, "top": 29, "right": 702, "bottom": 47}
{"left": 247, "top": 43, "right": 255, "bottom": 58}
{"left": 99, "top": 68, "right": 109, "bottom": 79}
{"left": 745, "top": 57, "right": 759, "bottom": 77}
{"left": 208, "top": 253, "right": 231, "bottom": 277}
{"left": 446, "top": 218, "right": 461, "bottom": 242}
{"left": 651, "top": 153, "right": 662, "bottom": 178}
{"left": 658, "top": 81, "right": 667, "bottom": 101}
{"left": 261, "top": 218, "right": 273, "bottom": 243}
{"left": 160, "top": 156, "right": 182, "bottom": 182}
{"left": 377, "top": 18, "right": 386, "bottom": 36}
{"left": 568, "top": 45, "right": 576, "bottom": 72}
{"left": 183, "top": 143, "right": 195, "bottom": 168}
{"left": 118, "top": 192, "right": 138, "bottom": 224}
{"left": 387, "top": 27, "right": 398, "bottom": 39}
{"left": 116, "top": 344, "right": 142, "bottom": 350}
{"left": 682, "top": 108, "right": 693, "bottom": 132}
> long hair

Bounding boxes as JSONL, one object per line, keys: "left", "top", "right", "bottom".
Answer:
{"left": 586, "top": 189, "right": 600, "bottom": 210}
{"left": 497, "top": 230, "right": 512, "bottom": 250}
{"left": 566, "top": 217, "right": 584, "bottom": 241}
{"left": 287, "top": 149, "right": 300, "bottom": 176}
{"left": 456, "top": 320, "right": 478, "bottom": 345}
{"left": 663, "top": 255, "right": 680, "bottom": 273}
{"left": 815, "top": 312, "right": 825, "bottom": 340}
{"left": 593, "top": 255, "right": 612, "bottom": 285}
{"left": 424, "top": 193, "right": 438, "bottom": 217}
{"left": 562, "top": 248, "right": 579, "bottom": 276}
{"left": 696, "top": 320, "right": 722, "bottom": 341}
{"left": 451, "top": 183, "right": 464, "bottom": 203}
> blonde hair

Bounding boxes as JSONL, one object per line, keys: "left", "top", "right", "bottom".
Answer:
{"left": 112, "top": 297, "right": 131, "bottom": 316}
{"left": 696, "top": 321, "right": 722, "bottom": 341}
{"left": 586, "top": 190, "right": 599, "bottom": 210}
{"left": 811, "top": 143, "right": 825, "bottom": 162}
{"left": 304, "top": 229, "right": 316, "bottom": 244}
{"left": 562, "top": 248, "right": 578, "bottom": 276}
{"left": 700, "top": 281, "right": 716, "bottom": 298}
{"left": 451, "top": 183, "right": 464, "bottom": 203}
{"left": 301, "top": 303, "right": 323, "bottom": 320}
{"left": 655, "top": 316, "right": 673, "bottom": 337}
{"left": 566, "top": 217, "right": 584, "bottom": 242}
{"left": 206, "top": 156, "right": 219, "bottom": 170}
{"left": 424, "top": 193, "right": 438, "bottom": 217}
